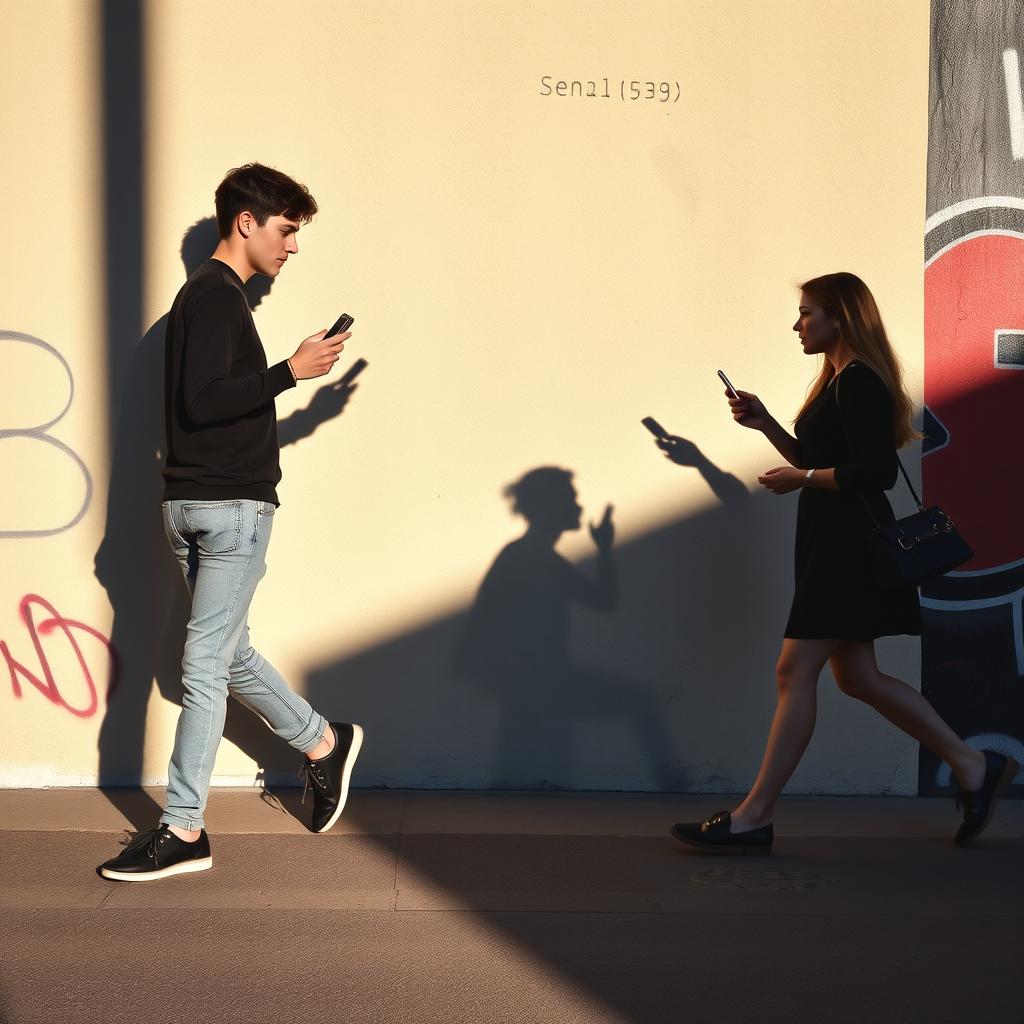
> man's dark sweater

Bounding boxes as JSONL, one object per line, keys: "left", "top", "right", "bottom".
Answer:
{"left": 163, "top": 259, "right": 296, "bottom": 505}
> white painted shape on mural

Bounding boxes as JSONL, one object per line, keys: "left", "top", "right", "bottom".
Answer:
{"left": 994, "top": 328, "right": 1024, "bottom": 369}
{"left": 923, "top": 199, "right": 1024, "bottom": 236}
{"left": 935, "top": 732, "right": 1024, "bottom": 788}
{"left": 923, "top": 228, "right": 1024, "bottom": 269}
{"left": 1004, "top": 49, "right": 1024, "bottom": 160}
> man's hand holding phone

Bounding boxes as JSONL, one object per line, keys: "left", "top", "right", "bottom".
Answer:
{"left": 289, "top": 329, "right": 350, "bottom": 380}
{"left": 289, "top": 314, "right": 355, "bottom": 381}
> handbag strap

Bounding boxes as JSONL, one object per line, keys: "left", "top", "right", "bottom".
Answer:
{"left": 894, "top": 453, "right": 923, "bottom": 508}
{"left": 856, "top": 454, "right": 922, "bottom": 528}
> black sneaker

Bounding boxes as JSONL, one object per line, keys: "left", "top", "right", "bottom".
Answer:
{"left": 670, "top": 811, "right": 774, "bottom": 854}
{"left": 300, "top": 722, "right": 364, "bottom": 833}
{"left": 954, "top": 751, "right": 1019, "bottom": 846}
{"left": 98, "top": 825, "right": 212, "bottom": 881}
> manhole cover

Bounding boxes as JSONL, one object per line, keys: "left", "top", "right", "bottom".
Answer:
{"left": 688, "top": 867, "right": 830, "bottom": 893}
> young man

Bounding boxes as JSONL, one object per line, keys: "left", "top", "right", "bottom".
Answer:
{"left": 99, "top": 163, "right": 363, "bottom": 882}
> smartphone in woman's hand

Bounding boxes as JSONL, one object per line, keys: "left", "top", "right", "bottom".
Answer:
{"left": 717, "top": 369, "right": 740, "bottom": 399}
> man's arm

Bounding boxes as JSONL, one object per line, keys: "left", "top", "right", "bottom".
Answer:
{"left": 180, "top": 287, "right": 295, "bottom": 425}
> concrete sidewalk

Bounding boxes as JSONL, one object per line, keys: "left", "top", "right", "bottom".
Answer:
{"left": 1, "top": 790, "right": 1021, "bottom": 1024}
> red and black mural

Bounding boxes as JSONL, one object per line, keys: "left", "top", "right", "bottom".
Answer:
{"left": 920, "top": 0, "right": 1024, "bottom": 794}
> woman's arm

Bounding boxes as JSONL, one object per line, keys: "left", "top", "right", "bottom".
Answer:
{"left": 758, "top": 464, "right": 838, "bottom": 494}
{"left": 758, "top": 365, "right": 898, "bottom": 496}
{"left": 728, "top": 389, "right": 805, "bottom": 468}
{"left": 760, "top": 366, "right": 898, "bottom": 495}
{"left": 760, "top": 415, "right": 805, "bottom": 469}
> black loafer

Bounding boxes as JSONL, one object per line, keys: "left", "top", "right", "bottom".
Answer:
{"left": 954, "top": 751, "right": 1019, "bottom": 846}
{"left": 670, "top": 811, "right": 774, "bottom": 854}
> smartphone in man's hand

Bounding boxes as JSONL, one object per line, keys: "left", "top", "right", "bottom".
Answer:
{"left": 325, "top": 313, "right": 354, "bottom": 339}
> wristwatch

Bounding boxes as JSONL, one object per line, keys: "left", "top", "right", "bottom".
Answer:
{"left": 805, "top": 468, "right": 816, "bottom": 481}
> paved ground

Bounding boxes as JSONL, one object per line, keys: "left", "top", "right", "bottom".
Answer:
{"left": 1, "top": 789, "right": 1021, "bottom": 1024}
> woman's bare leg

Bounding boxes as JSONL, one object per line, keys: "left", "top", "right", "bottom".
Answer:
{"left": 829, "top": 641, "right": 986, "bottom": 790}
{"left": 729, "top": 638, "right": 843, "bottom": 832}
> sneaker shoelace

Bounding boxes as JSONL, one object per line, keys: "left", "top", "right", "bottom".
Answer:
{"left": 299, "top": 759, "right": 330, "bottom": 805}
{"left": 121, "top": 825, "right": 173, "bottom": 865}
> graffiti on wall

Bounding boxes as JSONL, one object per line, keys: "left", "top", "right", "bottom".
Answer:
{"left": 921, "top": 3, "right": 1024, "bottom": 793}
{"left": 0, "top": 594, "right": 119, "bottom": 719}
{"left": 1, "top": 331, "right": 118, "bottom": 720}
{"left": 0, "top": 331, "right": 92, "bottom": 538}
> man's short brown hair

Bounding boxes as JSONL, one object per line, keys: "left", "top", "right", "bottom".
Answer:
{"left": 214, "top": 163, "right": 318, "bottom": 239}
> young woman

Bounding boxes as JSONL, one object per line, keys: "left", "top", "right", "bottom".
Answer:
{"left": 671, "top": 272, "right": 1018, "bottom": 853}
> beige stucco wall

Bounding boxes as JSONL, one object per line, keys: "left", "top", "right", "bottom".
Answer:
{"left": 0, "top": 0, "right": 929, "bottom": 791}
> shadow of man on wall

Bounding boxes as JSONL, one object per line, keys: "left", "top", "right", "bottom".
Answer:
{"left": 454, "top": 466, "right": 681, "bottom": 789}
{"left": 94, "top": 217, "right": 361, "bottom": 826}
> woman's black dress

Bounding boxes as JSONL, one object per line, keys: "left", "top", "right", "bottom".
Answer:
{"left": 785, "top": 361, "right": 921, "bottom": 640}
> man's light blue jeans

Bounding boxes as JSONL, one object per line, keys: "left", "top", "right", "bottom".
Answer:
{"left": 159, "top": 499, "right": 327, "bottom": 831}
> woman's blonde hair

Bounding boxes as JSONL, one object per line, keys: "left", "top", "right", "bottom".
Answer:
{"left": 795, "top": 272, "right": 920, "bottom": 447}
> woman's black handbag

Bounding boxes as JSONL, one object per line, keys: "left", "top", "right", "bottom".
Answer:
{"left": 860, "top": 456, "right": 973, "bottom": 588}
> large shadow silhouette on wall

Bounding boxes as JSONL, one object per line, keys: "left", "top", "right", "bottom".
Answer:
{"left": 94, "top": 217, "right": 359, "bottom": 824}
{"left": 303, "top": 441, "right": 768, "bottom": 791}
{"left": 452, "top": 466, "right": 679, "bottom": 789}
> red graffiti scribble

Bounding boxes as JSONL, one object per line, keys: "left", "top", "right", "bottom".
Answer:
{"left": 0, "top": 594, "right": 119, "bottom": 718}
